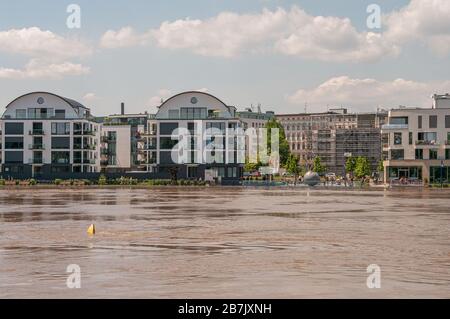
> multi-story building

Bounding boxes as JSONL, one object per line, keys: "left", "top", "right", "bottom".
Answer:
{"left": 146, "top": 91, "right": 244, "bottom": 181}
{"left": 0, "top": 92, "right": 100, "bottom": 179}
{"left": 276, "top": 109, "right": 386, "bottom": 174}
{"left": 99, "top": 104, "right": 149, "bottom": 173}
{"left": 382, "top": 94, "right": 450, "bottom": 184}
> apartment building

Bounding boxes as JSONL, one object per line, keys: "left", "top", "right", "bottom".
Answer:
{"left": 382, "top": 94, "right": 450, "bottom": 184}
{"left": 146, "top": 91, "right": 244, "bottom": 181}
{"left": 99, "top": 104, "right": 149, "bottom": 173}
{"left": 276, "top": 109, "right": 386, "bottom": 174}
{"left": 0, "top": 92, "right": 100, "bottom": 179}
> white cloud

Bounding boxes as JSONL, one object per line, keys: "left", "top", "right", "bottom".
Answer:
{"left": 0, "top": 27, "right": 92, "bottom": 59}
{"left": 83, "top": 93, "right": 99, "bottom": 101}
{"left": 287, "top": 76, "right": 450, "bottom": 111}
{"left": 150, "top": 6, "right": 398, "bottom": 61}
{"left": 100, "top": 26, "right": 150, "bottom": 49}
{"left": 384, "top": 0, "right": 450, "bottom": 56}
{"left": 100, "top": 1, "right": 450, "bottom": 61}
{"left": 0, "top": 59, "right": 90, "bottom": 79}
{"left": 147, "top": 89, "right": 172, "bottom": 107}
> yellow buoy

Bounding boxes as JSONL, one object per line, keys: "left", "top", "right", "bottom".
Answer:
{"left": 87, "top": 224, "right": 96, "bottom": 235}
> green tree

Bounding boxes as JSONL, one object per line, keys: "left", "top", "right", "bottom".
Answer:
{"left": 354, "top": 157, "right": 371, "bottom": 179}
{"left": 345, "top": 156, "right": 357, "bottom": 174}
{"left": 377, "top": 160, "right": 384, "bottom": 173}
{"left": 265, "top": 119, "right": 291, "bottom": 167}
{"left": 312, "top": 156, "right": 326, "bottom": 174}
{"left": 244, "top": 157, "right": 262, "bottom": 172}
{"left": 286, "top": 154, "right": 303, "bottom": 185}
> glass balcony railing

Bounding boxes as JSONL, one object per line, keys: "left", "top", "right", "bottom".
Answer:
{"left": 415, "top": 140, "right": 439, "bottom": 146}
{"left": 28, "top": 144, "right": 45, "bottom": 150}
{"left": 29, "top": 129, "right": 45, "bottom": 135}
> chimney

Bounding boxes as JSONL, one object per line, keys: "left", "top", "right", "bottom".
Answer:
{"left": 121, "top": 102, "right": 125, "bottom": 115}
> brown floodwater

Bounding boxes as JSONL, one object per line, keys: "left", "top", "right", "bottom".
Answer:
{"left": 0, "top": 187, "right": 449, "bottom": 298}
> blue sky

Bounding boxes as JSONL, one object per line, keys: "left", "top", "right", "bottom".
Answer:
{"left": 0, "top": 0, "right": 449, "bottom": 115}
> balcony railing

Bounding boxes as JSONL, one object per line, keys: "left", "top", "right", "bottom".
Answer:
{"left": 28, "top": 158, "right": 43, "bottom": 164}
{"left": 28, "top": 144, "right": 45, "bottom": 150}
{"left": 415, "top": 140, "right": 440, "bottom": 146}
{"left": 100, "top": 160, "right": 109, "bottom": 166}
{"left": 446, "top": 140, "right": 450, "bottom": 146}
{"left": 29, "top": 129, "right": 45, "bottom": 135}
{"left": 381, "top": 124, "right": 409, "bottom": 130}
{"left": 74, "top": 130, "right": 95, "bottom": 136}
{"left": 82, "top": 159, "right": 96, "bottom": 164}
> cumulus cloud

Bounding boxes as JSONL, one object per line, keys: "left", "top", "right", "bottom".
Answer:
{"left": 287, "top": 76, "right": 450, "bottom": 111}
{"left": 384, "top": 0, "right": 450, "bottom": 56}
{"left": 100, "top": 1, "right": 450, "bottom": 61}
{"left": 0, "top": 59, "right": 90, "bottom": 79}
{"left": 100, "top": 26, "right": 150, "bottom": 49}
{"left": 0, "top": 27, "right": 92, "bottom": 59}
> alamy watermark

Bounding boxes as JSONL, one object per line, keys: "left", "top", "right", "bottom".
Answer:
{"left": 66, "top": 264, "right": 81, "bottom": 289}
{"left": 366, "top": 264, "right": 381, "bottom": 289}
{"left": 66, "top": 4, "right": 81, "bottom": 29}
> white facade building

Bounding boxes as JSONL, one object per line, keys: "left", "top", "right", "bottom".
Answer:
{"left": 382, "top": 95, "right": 450, "bottom": 184}
{"left": 0, "top": 92, "right": 100, "bottom": 178}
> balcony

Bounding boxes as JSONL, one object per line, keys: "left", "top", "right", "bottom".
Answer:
{"left": 28, "top": 144, "right": 45, "bottom": 150}
{"left": 29, "top": 129, "right": 45, "bottom": 135}
{"left": 28, "top": 158, "right": 43, "bottom": 164}
{"left": 415, "top": 140, "right": 440, "bottom": 146}
{"left": 82, "top": 144, "right": 97, "bottom": 150}
{"left": 446, "top": 140, "right": 450, "bottom": 146}
{"left": 82, "top": 159, "right": 96, "bottom": 164}
{"left": 100, "top": 160, "right": 109, "bottom": 166}
{"left": 100, "top": 148, "right": 109, "bottom": 155}
{"left": 381, "top": 124, "right": 409, "bottom": 130}
{"left": 74, "top": 130, "right": 95, "bottom": 136}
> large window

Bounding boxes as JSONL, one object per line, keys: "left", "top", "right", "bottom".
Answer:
{"left": 51, "top": 122, "right": 70, "bottom": 135}
{"left": 390, "top": 117, "right": 408, "bottom": 125}
{"left": 394, "top": 132, "right": 402, "bottom": 145}
{"left": 15, "top": 109, "right": 27, "bottom": 119}
{"left": 206, "top": 122, "right": 225, "bottom": 134}
{"left": 180, "top": 107, "right": 207, "bottom": 120}
{"left": 430, "top": 166, "right": 449, "bottom": 184}
{"left": 4, "top": 122, "right": 24, "bottom": 135}
{"left": 4, "top": 151, "right": 23, "bottom": 163}
{"left": 415, "top": 149, "right": 423, "bottom": 160}
{"left": 429, "top": 149, "right": 438, "bottom": 160}
{"left": 159, "top": 137, "right": 178, "bottom": 149}
{"left": 418, "top": 115, "right": 422, "bottom": 129}
{"left": 446, "top": 149, "right": 450, "bottom": 160}
{"left": 5, "top": 137, "right": 23, "bottom": 149}
{"left": 52, "top": 137, "right": 70, "bottom": 149}
{"left": 160, "top": 123, "right": 178, "bottom": 135}
{"left": 28, "top": 108, "right": 54, "bottom": 119}
{"left": 391, "top": 149, "right": 404, "bottom": 160}
{"left": 429, "top": 115, "right": 438, "bottom": 129}
{"left": 51, "top": 151, "right": 70, "bottom": 164}
{"left": 55, "top": 109, "right": 66, "bottom": 119}
{"left": 418, "top": 132, "right": 437, "bottom": 142}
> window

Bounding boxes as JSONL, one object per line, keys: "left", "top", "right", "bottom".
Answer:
{"left": 51, "top": 122, "right": 70, "bottom": 135}
{"left": 4, "top": 122, "right": 24, "bottom": 135}
{"left": 187, "top": 166, "right": 198, "bottom": 179}
{"left": 409, "top": 132, "right": 413, "bottom": 145}
{"left": 391, "top": 149, "right": 404, "bottom": 160}
{"left": 5, "top": 151, "right": 23, "bottom": 163}
{"left": 415, "top": 149, "right": 423, "bottom": 160}
{"left": 55, "top": 109, "right": 66, "bottom": 119}
{"left": 159, "top": 137, "right": 178, "bottom": 149}
{"left": 429, "top": 115, "right": 438, "bottom": 129}
{"left": 5, "top": 137, "right": 23, "bottom": 149}
{"left": 206, "top": 122, "right": 225, "bottom": 134}
{"left": 159, "top": 123, "right": 178, "bottom": 135}
{"left": 394, "top": 132, "right": 402, "bottom": 145}
{"left": 429, "top": 149, "right": 438, "bottom": 160}
{"left": 227, "top": 167, "right": 237, "bottom": 178}
{"left": 446, "top": 149, "right": 450, "bottom": 160}
{"left": 444, "top": 115, "right": 450, "bottom": 128}
{"left": 52, "top": 137, "right": 70, "bottom": 149}
{"left": 51, "top": 151, "right": 70, "bottom": 164}
{"left": 418, "top": 132, "right": 437, "bottom": 143}
{"left": 28, "top": 108, "right": 54, "bottom": 119}
{"left": 16, "top": 109, "right": 27, "bottom": 119}
{"left": 180, "top": 107, "right": 207, "bottom": 119}
{"left": 390, "top": 117, "right": 408, "bottom": 125}
{"left": 168, "top": 110, "right": 179, "bottom": 119}
{"left": 51, "top": 166, "right": 70, "bottom": 173}
{"left": 418, "top": 116, "right": 422, "bottom": 129}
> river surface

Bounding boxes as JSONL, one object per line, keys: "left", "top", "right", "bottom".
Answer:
{"left": 0, "top": 187, "right": 449, "bottom": 298}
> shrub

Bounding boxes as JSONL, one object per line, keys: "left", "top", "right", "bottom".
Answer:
{"left": 29, "top": 179, "right": 37, "bottom": 185}
{"left": 0, "top": 179, "right": 5, "bottom": 186}
{"left": 98, "top": 174, "right": 107, "bottom": 185}
{"left": 54, "top": 179, "right": 62, "bottom": 185}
